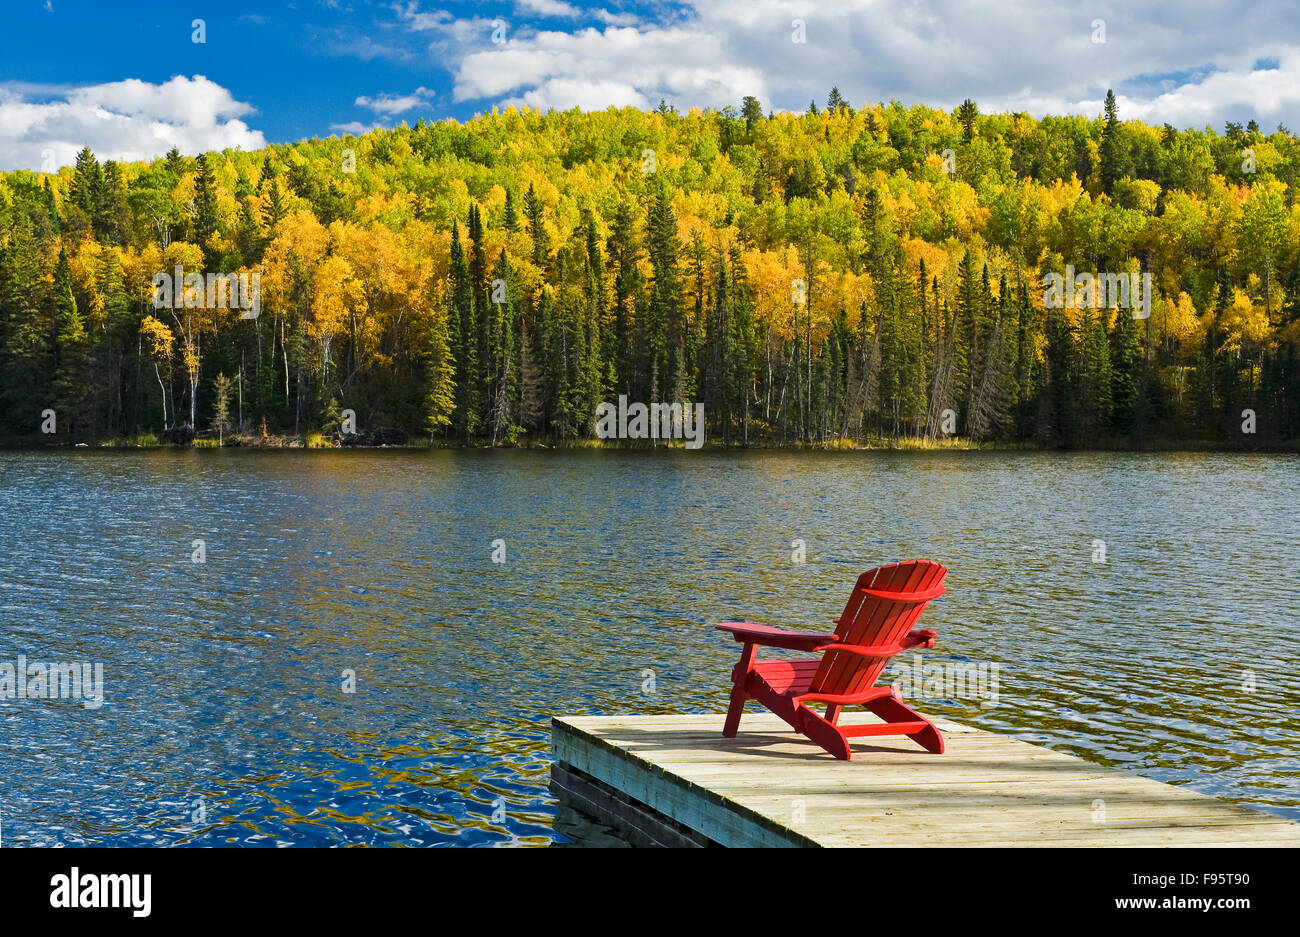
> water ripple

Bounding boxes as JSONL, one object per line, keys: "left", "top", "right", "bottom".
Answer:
{"left": 0, "top": 448, "right": 1296, "bottom": 845}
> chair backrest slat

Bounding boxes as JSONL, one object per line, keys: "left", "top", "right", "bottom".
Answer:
{"left": 809, "top": 559, "right": 947, "bottom": 697}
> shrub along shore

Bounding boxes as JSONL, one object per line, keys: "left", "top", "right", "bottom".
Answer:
{"left": 2, "top": 432, "right": 1292, "bottom": 453}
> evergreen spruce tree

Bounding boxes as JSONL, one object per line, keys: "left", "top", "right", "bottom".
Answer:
{"left": 582, "top": 214, "right": 610, "bottom": 419}
{"left": 606, "top": 201, "right": 640, "bottom": 399}
{"left": 954, "top": 250, "right": 980, "bottom": 429}
{"left": 523, "top": 184, "right": 549, "bottom": 268}
{"left": 448, "top": 222, "right": 478, "bottom": 440}
{"left": 728, "top": 245, "right": 755, "bottom": 445}
{"left": 234, "top": 197, "right": 266, "bottom": 265}
{"left": 709, "top": 257, "right": 731, "bottom": 438}
{"left": 1038, "top": 307, "right": 1074, "bottom": 446}
{"left": 538, "top": 286, "right": 572, "bottom": 438}
{"left": 502, "top": 189, "right": 519, "bottom": 232}
{"left": 192, "top": 153, "right": 220, "bottom": 265}
{"left": 488, "top": 250, "right": 519, "bottom": 445}
{"left": 468, "top": 204, "right": 492, "bottom": 428}
{"left": 423, "top": 308, "right": 456, "bottom": 441}
{"left": 1099, "top": 90, "right": 1122, "bottom": 196}
{"left": 1, "top": 213, "right": 52, "bottom": 433}
{"left": 164, "top": 147, "right": 186, "bottom": 178}
{"left": 52, "top": 246, "right": 91, "bottom": 438}
{"left": 97, "top": 161, "right": 128, "bottom": 244}
{"left": 96, "top": 251, "right": 132, "bottom": 433}
{"left": 1108, "top": 299, "right": 1142, "bottom": 436}
{"left": 645, "top": 186, "right": 682, "bottom": 404}
{"left": 958, "top": 99, "right": 978, "bottom": 143}
{"left": 1073, "top": 307, "right": 1114, "bottom": 443}
{"left": 262, "top": 176, "right": 287, "bottom": 231}
{"left": 70, "top": 146, "right": 102, "bottom": 222}
{"left": 42, "top": 178, "right": 61, "bottom": 233}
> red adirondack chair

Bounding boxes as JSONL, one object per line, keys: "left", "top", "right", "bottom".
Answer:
{"left": 715, "top": 559, "right": 948, "bottom": 760}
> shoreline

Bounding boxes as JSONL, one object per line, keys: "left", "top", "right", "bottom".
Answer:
{"left": 2, "top": 435, "right": 1296, "bottom": 454}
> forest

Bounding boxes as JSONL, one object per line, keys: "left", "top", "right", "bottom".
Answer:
{"left": 1, "top": 89, "right": 1298, "bottom": 448}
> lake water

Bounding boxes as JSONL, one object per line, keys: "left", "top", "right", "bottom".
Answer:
{"left": 0, "top": 449, "right": 1296, "bottom": 846}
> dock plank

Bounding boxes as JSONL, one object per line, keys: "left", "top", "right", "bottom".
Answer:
{"left": 552, "top": 712, "right": 1300, "bottom": 847}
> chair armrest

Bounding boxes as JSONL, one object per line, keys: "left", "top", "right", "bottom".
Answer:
{"left": 806, "top": 628, "right": 937, "bottom": 658}
{"left": 715, "top": 621, "right": 838, "bottom": 651}
{"left": 813, "top": 642, "right": 907, "bottom": 659}
{"left": 902, "top": 629, "right": 938, "bottom": 649}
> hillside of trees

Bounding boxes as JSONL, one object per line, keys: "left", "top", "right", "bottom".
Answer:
{"left": 2, "top": 89, "right": 1298, "bottom": 448}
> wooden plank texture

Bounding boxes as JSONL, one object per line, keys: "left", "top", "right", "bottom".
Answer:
{"left": 551, "top": 712, "right": 1300, "bottom": 848}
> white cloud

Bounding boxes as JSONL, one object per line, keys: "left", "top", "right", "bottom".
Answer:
{"left": 330, "top": 120, "right": 388, "bottom": 134}
{"left": 392, "top": 1, "right": 455, "bottom": 32}
{"left": 454, "top": 24, "right": 767, "bottom": 112}
{"left": 1024, "top": 55, "right": 1300, "bottom": 130}
{"left": 422, "top": 0, "right": 1300, "bottom": 129}
{"left": 594, "top": 10, "right": 641, "bottom": 27}
{"left": 517, "top": 0, "right": 581, "bottom": 17}
{"left": 355, "top": 86, "right": 435, "bottom": 115}
{"left": 514, "top": 0, "right": 638, "bottom": 25}
{"left": 510, "top": 78, "right": 652, "bottom": 112}
{"left": 0, "top": 75, "right": 266, "bottom": 172}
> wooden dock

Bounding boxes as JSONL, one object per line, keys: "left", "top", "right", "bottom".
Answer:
{"left": 551, "top": 712, "right": 1300, "bottom": 847}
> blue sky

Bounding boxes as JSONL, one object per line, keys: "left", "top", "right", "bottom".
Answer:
{"left": 4, "top": 1, "right": 564, "bottom": 141}
{"left": 4, "top": 0, "right": 1300, "bottom": 170}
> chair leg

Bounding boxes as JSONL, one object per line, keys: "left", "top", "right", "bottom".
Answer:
{"left": 722, "top": 684, "right": 747, "bottom": 737}
{"left": 723, "top": 643, "right": 758, "bottom": 738}
{"left": 908, "top": 720, "right": 945, "bottom": 754}
{"left": 864, "top": 694, "right": 945, "bottom": 754}
{"left": 797, "top": 706, "right": 852, "bottom": 760}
